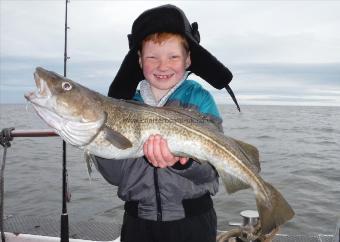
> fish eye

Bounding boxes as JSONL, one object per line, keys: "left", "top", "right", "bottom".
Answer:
{"left": 62, "top": 82, "right": 72, "bottom": 91}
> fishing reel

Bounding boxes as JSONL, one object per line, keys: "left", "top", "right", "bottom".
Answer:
{"left": 217, "top": 210, "right": 278, "bottom": 242}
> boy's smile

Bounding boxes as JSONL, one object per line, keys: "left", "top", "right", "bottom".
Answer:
{"left": 139, "top": 37, "right": 191, "bottom": 101}
{"left": 153, "top": 74, "right": 174, "bottom": 80}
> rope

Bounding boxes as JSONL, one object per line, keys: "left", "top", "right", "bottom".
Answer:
{"left": 216, "top": 228, "right": 242, "bottom": 242}
{"left": 0, "top": 127, "right": 14, "bottom": 242}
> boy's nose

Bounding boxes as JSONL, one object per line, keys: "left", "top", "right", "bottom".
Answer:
{"left": 157, "top": 59, "right": 169, "bottom": 71}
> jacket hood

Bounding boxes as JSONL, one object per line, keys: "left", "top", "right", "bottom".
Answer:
{"left": 108, "top": 4, "right": 240, "bottom": 111}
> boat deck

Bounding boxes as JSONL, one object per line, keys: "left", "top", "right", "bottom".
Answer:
{"left": 4, "top": 215, "right": 120, "bottom": 241}
{"left": 3, "top": 215, "right": 337, "bottom": 242}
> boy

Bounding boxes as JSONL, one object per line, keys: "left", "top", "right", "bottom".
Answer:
{"left": 94, "top": 4, "right": 238, "bottom": 242}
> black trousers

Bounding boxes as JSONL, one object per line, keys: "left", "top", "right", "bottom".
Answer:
{"left": 120, "top": 208, "right": 217, "bottom": 242}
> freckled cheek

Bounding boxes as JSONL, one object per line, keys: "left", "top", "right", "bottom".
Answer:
{"left": 172, "top": 63, "right": 186, "bottom": 74}
{"left": 142, "top": 63, "right": 157, "bottom": 76}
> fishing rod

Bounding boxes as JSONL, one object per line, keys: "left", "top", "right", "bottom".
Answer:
{"left": 61, "top": 0, "right": 70, "bottom": 241}
{"left": 0, "top": 2, "right": 70, "bottom": 235}
{"left": 0, "top": 3, "right": 71, "bottom": 242}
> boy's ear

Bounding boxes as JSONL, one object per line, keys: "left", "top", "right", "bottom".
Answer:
{"left": 186, "top": 52, "right": 191, "bottom": 69}
{"left": 138, "top": 51, "right": 142, "bottom": 69}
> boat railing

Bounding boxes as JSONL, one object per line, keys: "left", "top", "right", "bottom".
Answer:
{"left": 0, "top": 128, "right": 70, "bottom": 242}
{"left": 10, "top": 129, "right": 58, "bottom": 138}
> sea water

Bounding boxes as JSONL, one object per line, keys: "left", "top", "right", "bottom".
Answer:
{"left": 0, "top": 104, "right": 339, "bottom": 235}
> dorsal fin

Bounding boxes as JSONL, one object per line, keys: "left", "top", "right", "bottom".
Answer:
{"left": 124, "top": 99, "right": 151, "bottom": 107}
{"left": 123, "top": 99, "right": 222, "bottom": 131}
{"left": 231, "top": 138, "right": 261, "bottom": 173}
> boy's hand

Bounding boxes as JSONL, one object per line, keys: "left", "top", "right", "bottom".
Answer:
{"left": 143, "top": 134, "right": 189, "bottom": 168}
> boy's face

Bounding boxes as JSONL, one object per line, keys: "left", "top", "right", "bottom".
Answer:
{"left": 139, "top": 37, "right": 191, "bottom": 99}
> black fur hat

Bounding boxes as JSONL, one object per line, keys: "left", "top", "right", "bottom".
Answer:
{"left": 108, "top": 4, "right": 240, "bottom": 111}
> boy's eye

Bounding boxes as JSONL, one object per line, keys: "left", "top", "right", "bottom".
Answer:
{"left": 170, "top": 55, "right": 180, "bottom": 59}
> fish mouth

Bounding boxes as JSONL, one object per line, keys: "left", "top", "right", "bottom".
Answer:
{"left": 24, "top": 69, "right": 52, "bottom": 103}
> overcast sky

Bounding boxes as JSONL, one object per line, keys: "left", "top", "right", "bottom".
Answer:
{"left": 1, "top": 0, "right": 340, "bottom": 106}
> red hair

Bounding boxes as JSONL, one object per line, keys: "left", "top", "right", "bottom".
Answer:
{"left": 141, "top": 33, "right": 190, "bottom": 53}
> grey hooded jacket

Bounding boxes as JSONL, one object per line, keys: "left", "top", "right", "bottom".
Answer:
{"left": 93, "top": 79, "right": 222, "bottom": 221}
{"left": 93, "top": 156, "right": 219, "bottom": 221}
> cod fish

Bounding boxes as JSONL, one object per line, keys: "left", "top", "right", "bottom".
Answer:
{"left": 25, "top": 67, "right": 294, "bottom": 234}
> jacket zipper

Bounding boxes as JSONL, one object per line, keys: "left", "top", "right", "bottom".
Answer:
{"left": 153, "top": 168, "right": 162, "bottom": 221}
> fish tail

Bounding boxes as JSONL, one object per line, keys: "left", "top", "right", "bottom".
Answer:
{"left": 255, "top": 181, "right": 294, "bottom": 234}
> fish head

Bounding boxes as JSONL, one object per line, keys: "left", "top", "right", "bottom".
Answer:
{"left": 25, "top": 67, "right": 106, "bottom": 147}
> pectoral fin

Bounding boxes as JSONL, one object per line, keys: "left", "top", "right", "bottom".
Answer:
{"left": 103, "top": 126, "right": 133, "bottom": 150}
{"left": 218, "top": 169, "right": 250, "bottom": 194}
{"left": 84, "top": 150, "right": 94, "bottom": 183}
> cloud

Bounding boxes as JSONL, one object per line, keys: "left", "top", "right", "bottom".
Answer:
{"left": 193, "top": 62, "right": 340, "bottom": 107}
{"left": 1, "top": 1, "right": 65, "bottom": 59}
{"left": 1, "top": 1, "right": 340, "bottom": 106}
{"left": 231, "top": 62, "right": 340, "bottom": 87}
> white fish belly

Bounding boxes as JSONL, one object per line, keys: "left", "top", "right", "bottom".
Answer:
{"left": 84, "top": 131, "right": 143, "bottom": 159}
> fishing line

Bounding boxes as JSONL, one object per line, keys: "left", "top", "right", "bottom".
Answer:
{"left": 25, "top": 101, "right": 30, "bottom": 113}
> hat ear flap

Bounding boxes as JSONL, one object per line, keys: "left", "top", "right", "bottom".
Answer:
{"left": 108, "top": 50, "right": 144, "bottom": 99}
{"left": 188, "top": 43, "right": 241, "bottom": 111}
{"left": 188, "top": 44, "right": 233, "bottom": 89}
